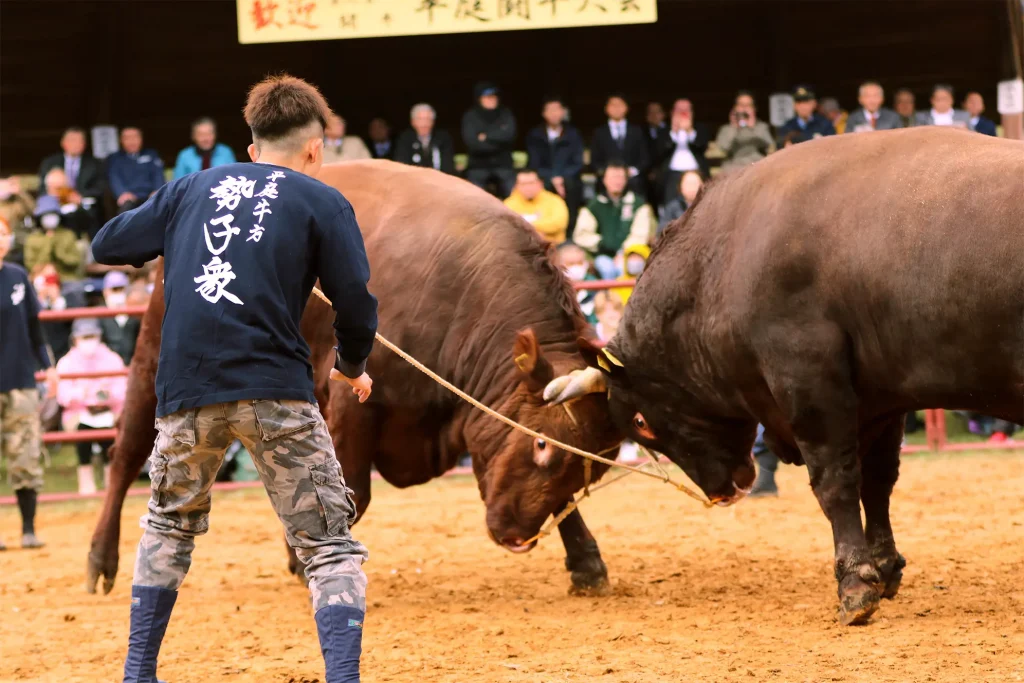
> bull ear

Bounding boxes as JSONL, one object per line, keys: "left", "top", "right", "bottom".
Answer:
{"left": 514, "top": 328, "right": 555, "bottom": 393}
{"left": 577, "top": 336, "right": 626, "bottom": 378}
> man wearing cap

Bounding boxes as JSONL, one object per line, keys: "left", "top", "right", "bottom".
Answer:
{"left": 461, "top": 82, "right": 518, "bottom": 198}
{"left": 776, "top": 86, "right": 836, "bottom": 148}
{"left": 0, "top": 215, "right": 55, "bottom": 550}
{"left": 99, "top": 271, "right": 141, "bottom": 365}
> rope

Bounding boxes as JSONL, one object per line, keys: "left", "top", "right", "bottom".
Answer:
{"left": 310, "top": 285, "right": 714, "bottom": 548}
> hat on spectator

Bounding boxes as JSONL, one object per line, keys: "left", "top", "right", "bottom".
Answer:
{"left": 792, "top": 85, "right": 816, "bottom": 102}
{"left": 34, "top": 194, "right": 61, "bottom": 217}
{"left": 71, "top": 317, "right": 102, "bottom": 339}
{"left": 474, "top": 81, "right": 500, "bottom": 98}
{"left": 103, "top": 271, "right": 130, "bottom": 290}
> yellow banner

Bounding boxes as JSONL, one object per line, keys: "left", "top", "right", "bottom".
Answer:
{"left": 237, "top": 0, "right": 656, "bottom": 43}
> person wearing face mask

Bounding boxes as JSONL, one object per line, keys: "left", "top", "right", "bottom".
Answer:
{"left": 98, "top": 271, "right": 141, "bottom": 364}
{"left": 0, "top": 176, "right": 36, "bottom": 266}
{"left": 554, "top": 242, "right": 598, "bottom": 325}
{"left": 611, "top": 243, "right": 649, "bottom": 305}
{"left": 56, "top": 318, "right": 127, "bottom": 495}
{"left": 0, "top": 217, "right": 56, "bottom": 550}
{"left": 23, "top": 196, "right": 84, "bottom": 283}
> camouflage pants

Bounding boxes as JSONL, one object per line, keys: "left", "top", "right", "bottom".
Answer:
{"left": 0, "top": 388, "right": 44, "bottom": 491}
{"left": 134, "top": 400, "right": 368, "bottom": 613}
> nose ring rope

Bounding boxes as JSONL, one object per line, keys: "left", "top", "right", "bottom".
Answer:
{"left": 311, "top": 287, "right": 714, "bottom": 545}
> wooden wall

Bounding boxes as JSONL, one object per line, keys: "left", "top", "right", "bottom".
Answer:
{"left": 0, "top": 0, "right": 1012, "bottom": 173}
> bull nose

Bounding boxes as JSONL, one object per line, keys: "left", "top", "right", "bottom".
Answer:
{"left": 498, "top": 537, "right": 537, "bottom": 554}
{"left": 732, "top": 457, "right": 757, "bottom": 493}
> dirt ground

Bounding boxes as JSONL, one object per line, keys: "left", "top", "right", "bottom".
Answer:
{"left": 2, "top": 451, "right": 1023, "bottom": 683}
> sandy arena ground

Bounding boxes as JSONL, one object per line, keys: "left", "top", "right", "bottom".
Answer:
{"left": 2, "top": 451, "right": 1023, "bottom": 683}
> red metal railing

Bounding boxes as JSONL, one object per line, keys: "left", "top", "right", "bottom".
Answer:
{"left": 31, "top": 286, "right": 1020, "bottom": 454}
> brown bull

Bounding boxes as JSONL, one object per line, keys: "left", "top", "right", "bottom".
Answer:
{"left": 551, "top": 128, "right": 1024, "bottom": 624}
{"left": 87, "top": 161, "right": 623, "bottom": 596}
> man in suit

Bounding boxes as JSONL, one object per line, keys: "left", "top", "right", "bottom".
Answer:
{"left": 776, "top": 86, "right": 836, "bottom": 147}
{"left": 963, "top": 92, "right": 998, "bottom": 136}
{"left": 38, "top": 126, "right": 104, "bottom": 225}
{"left": 845, "top": 81, "right": 902, "bottom": 133}
{"left": 655, "top": 98, "right": 709, "bottom": 206}
{"left": 394, "top": 103, "right": 455, "bottom": 175}
{"left": 915, "top": 84, "right": 971, "bottom": 128}
{"left": 894, "top": 88, "right": 919, "bottom": 128}
{"left": 105, "top": 126, "right": 166, "bottom": 214}
{"left": 591, "top": 93, "right": 649, "bottom": 195}
{"left": 525, "top": 97, "right": 584, "bottom": 236}
{"left": 367, "top": 118, "right": 394, "bottom": 160}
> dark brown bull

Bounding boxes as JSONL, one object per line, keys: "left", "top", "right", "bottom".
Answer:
{"left": 87, "top": 161, "right": 622, "bottom": 596}
{"left": 551, "top": 128, "right": 1024, "bottom": 624}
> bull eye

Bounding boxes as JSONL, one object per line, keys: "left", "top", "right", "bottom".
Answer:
{"left": 633, "top": 412, "right": 655, "bottom": 440}
{"left": 536, "top": 438, "right": 548, "bottom": 450}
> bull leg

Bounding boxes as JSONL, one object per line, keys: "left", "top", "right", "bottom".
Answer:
{"left": 557, "top": 506, "right": 609, "bottom": 595}
{"left": 860, "top": 417, "right": 906, "bottom": 599}
{"left": 772, "top": 334, "right": 881, "bottom": 625}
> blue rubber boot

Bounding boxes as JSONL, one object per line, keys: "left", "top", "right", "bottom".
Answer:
{"left": 123, "top": 585, "right": 178, "bottom": 683}
{"left": 315, "top": 605, "right": 364, "bottom": 683}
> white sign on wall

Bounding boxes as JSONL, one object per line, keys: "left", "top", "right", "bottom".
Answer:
{"left": 91, "top": 125, "right": 120, "bottom": 159}
{"left": 997, "top": 79, "right": 1024, "bottom": 115}
{"left": 769, "top": 93, "right": 794, "bottom": 127}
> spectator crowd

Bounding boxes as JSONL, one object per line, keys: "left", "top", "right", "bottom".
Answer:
{"left": 0, "top": 78, "right": 1012, "bottom": 505}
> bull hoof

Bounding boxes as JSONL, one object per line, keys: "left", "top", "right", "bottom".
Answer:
{"left": 86, "top": 547, "right": 118, "bottom": 595}
{"left": 567, "top": 555, "right": 609, "bottom": 596}
{"left": 837, "top": 574, "right": 881, "bottom": 626}
{"left": 876, "top": 552, "right": 906, "bottom": 600}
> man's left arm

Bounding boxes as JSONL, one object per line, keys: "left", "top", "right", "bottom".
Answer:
{"left": 92, "top": 182, "right": 174, "bottom": 267}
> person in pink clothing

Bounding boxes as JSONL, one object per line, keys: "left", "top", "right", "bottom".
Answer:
{"left": 56, "top": 317, "right": 127, "bottom": 494}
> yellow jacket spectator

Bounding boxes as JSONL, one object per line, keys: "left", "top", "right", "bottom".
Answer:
{"left": 612, "top": 243, "right": 650, "bottom": 305}
{"left": 503, "top": 168, "right": 569, "bottom": 243}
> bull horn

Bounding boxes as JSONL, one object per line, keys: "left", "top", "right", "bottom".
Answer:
{"left": 542, "top": 367, "right": 607, "bottom": 405}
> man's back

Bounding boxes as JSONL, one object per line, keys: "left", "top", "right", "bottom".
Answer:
{"left": 92, "top": 161, "right": 377, "bottom": 417}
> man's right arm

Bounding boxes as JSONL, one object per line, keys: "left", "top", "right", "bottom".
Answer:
{"left": 91, "top": 181, "right": 175, "bottom": 267}
{"left": 316, "top": 202, "right": 378, "bottom": 379}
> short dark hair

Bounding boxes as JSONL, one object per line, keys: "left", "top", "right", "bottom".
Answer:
{"left": 606, "top": 92, "right": 628, "bottom": 105}
{"left": 603, "top": 163, "right": 628, "bottom": 176}
{"left": 62, "top": 126, "right": 86, "bottom": 138}
{"left": 191, "top": 116, "right": 216, "bottom": 131}
{"left": 120, "top": 124, "right": 142, "bottom": 133}
{"left": 932, "top": 83, "right": 954, "bottom": 98}
{"left": 542, "top": 96, "right": 565, "bottom": 109}
{"left": 244, "top": 74, "right": 331, "bottom": 143}
{"left": 517, "top": 167, "right": 540, "bottom": 178}
{"left": 895, "top": 88, "right": 914, "bottom": 98}
{"left": 735, "top": 90, "right": 754, "bottom": 101}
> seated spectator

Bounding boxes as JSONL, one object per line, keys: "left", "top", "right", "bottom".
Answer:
{"left": 777, "top": 86, "right": 836, "bottom": 147}
{"left": 915, "top": 84, "right": 970, "bottom": 128}
{"left": 30, "top": 263, "right": 74, "bottom": 362}
{"left": 593, "top": 291, "right": 624, "bottom": 342}
{"left": 56, "top": 317, "right": 127, "bottom": 495}
{"left": 818, "top": 97, "right": 848, "bottom": 134}
{"left": 611, "top": 243, "right": 650, "bottom": 305}
{"left": 367, "top": 117, "right": 394, "bottom": 159}
{"left": 462, "top": 82, "right": 517, "bottom": 198}
{"left": 322, "top": 114, "right": 371, "bottom": 163}
{"left": 658, "top": 170, "right": 703, "bottom": 235}
{"left": 554, "top": 242, "right": 598, "bottom": 325}
{"left": 39, "top": 168, "right": 97, "bottom": 238}
{"left": 657, "top": 98, "right": 709, "bottom": 205}
{"left": 394, "top": 103, "right": 455, "bottom": 174}
{"left": 25, "top": 196, "right": 83, "bottom": 283}
{"left": 525, "top": 97, "right": 584, "bottom": 236}
{"left": 106, "top": 126, "right": 165, "bottom": 214}
{"left": 38, "top": 126, "right": 104, "bottom": 225}
{"left": 845, "top": 81, "right": 902, "bottom": 132}
{"left": 0, "top": 176, "right": 36, "bottom": 266}
{"left": 715, "top": 91, "right": 774, "bottom": 173}
{"left": 643, "top": 101, "right": 668, "bottom": 155}
{"left": 504, "top": 168, "right": 569, "bottom": 244}
{"left": 173, "top": 117, "right": 236, "bottom": 179}
{"left": 894, "top": 88, "right": 918, "bottom": 128}
{"left": 591, "top": 93, "right": 649, "bottom": 195}
{"left": 964, "top": 92, "right": 997, "bottom": 136}
{"left": 573, "top": 164, "right": 656, "bottom": 280}
{"left": 98, "top": 271, "right": 141, "bottom": 365}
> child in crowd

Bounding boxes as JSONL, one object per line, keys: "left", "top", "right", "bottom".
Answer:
{"left": 56, "top": 317, "right": 127, "bottom": 494}
{"left": 593, "top": 291, "right": 624, "bottom": 343}
{"left": 554, "top": 242, "right": 599, "bottom": 325}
